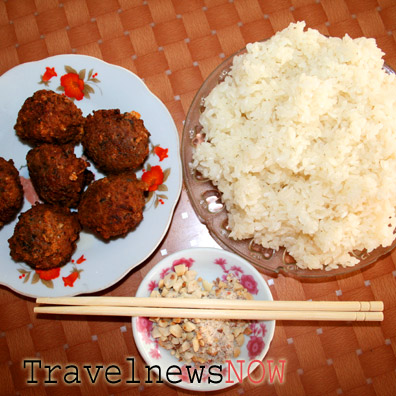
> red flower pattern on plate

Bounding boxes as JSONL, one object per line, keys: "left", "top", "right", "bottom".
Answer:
{"left": 240, "top": 274, "right": 259, "bottom": 295}
{"left": 61, "top": 72, "right": 85, "bottom": 100}
{"left": 62, "top": 266, "right": 83, "bottom": 287}
{"left": 75, "top": 255, "right": 86, "bottom": 264}
{"left": 159, "top": 267, "right": 171, "bottom": 279}
{"left": 148, "top": 280, "right": 158, "bottom": 293}
{"left": 149, "top": 347, "right": 161, "bottom": 359}
{"left": 136, "top": 317, "right": 153, "bottom": 344}
{"left": 259, "top": 322, "right": 267, "bottom": 337}
{"left": 17, "top": 254, "right": 86, "bottom": 289}
{"left": 142, "top": 163, "right": 171, "bottom": 208}
{"left": 136, "top": 319, "right": 161, "bottom": 358}
{"left": 142, "top": 165, "right": 164, "bottom": 192}
{"left": 154, "top": 146, "right": 169, "bottom": 161}
{"left": 62, "top": 271, "right": 79, "bottom": 287}
{"left": 36, "top": 267, "right": 61, "bottom": 281}
{"left": 214, "top": 257, "right": 227, "bottom": 272}
{"left": 230, "top": 265, "right": 243, "bottom": 274}
{"left": 246, "top": 335, "right": 265, "bottom": 360}
{"left": 172, "top": 257, "right": 194, "bottom": 271}
{"left": 42, "top": 67, "right": 57, "bottom": 82}
{"left": 38, "top": 65, "right": 101, "bottom": 100}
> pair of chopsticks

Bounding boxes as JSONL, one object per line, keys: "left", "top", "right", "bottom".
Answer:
{"left": 34, "top": 297, "right": 384, "bottom": 322}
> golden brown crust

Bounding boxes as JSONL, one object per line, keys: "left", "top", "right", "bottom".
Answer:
{"left": 0, "top": 157, "right": 24, "bottom": 228}
{"left": 27, "top": 144, "right": 93, "bottom": 208}
{"left": 78, "top": 173, "right": 147, "bottom": 240}
{"left": 82, "top": 109, "right": 150, "bottom": 174}
{"left": 14, "top": 89, "right": 84, "bottom": 145}
{"left": 8, "top": 203, "right": 81, "bottom": 270}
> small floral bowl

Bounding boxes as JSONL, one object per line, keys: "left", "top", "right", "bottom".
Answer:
{"left": 132, "top": 247, "right": 275, "bottom": 392}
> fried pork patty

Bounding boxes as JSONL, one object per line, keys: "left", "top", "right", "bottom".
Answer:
{"left": 27, "top": 144, "right": 93, "bottom": 208}
{"left": 78, "top": 173, "right": 147, "bottom": 240}
{"left": 0, "top": 157, "right": 24, "bottom": 229}
{"left": 8, "top": 203, "right": 81, "bottom": 270}
{"left": 14, "top": 89, "right": 84, "bottom": 145}
{"left": 82, "top": 109, "right": 150, "bottom": 174}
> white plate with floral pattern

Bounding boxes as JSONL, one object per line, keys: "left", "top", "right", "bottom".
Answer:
{"left": 0, "top": 54, "right": 182, "bottom": 297}
{"left": 132, "top": 247, "right": 276, "bottom": 392}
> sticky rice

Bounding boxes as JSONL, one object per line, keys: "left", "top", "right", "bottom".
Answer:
{"left": 191, "top": 22, "right": 396, "bottom": 270}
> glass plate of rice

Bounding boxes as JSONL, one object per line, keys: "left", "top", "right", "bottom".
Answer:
{"left": 181, "top": 23, "right": 396, "bottom": 278}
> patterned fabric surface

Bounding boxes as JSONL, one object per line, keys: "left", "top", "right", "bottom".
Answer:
{"left": 1, "top": 1, "right": 396, "bottom": 395}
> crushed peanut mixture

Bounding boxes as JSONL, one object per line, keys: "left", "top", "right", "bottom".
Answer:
{"left": 149, "top": 264, "right": 253, "bottom": 364}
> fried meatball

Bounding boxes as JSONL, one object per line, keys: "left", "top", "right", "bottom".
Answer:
{"left": 8, "top": 203, "right": 81, "bottom": 270}
{"left": 27, "top": 144, "right": 93, "bottom": 208}
{"left": 82, "top": 109, "right": 150, "bottom": 174}
{"left": 0, "top": 158, "right": 24, "bottom": 228}
{"left": 78, "top": 173, "right": 147, "bottom": 240}
{"left": 14, "top": 89, "right": 84, "bottom": 145}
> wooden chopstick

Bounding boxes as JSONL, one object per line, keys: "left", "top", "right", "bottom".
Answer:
{"left": 33, "top": 305, "right": 383, "bottom": 321}
{"left": 36, "top": 297, "right": 384, "bottom": 312}
{"left": 34, "top": 297, "right": 384, "bottom": 321}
